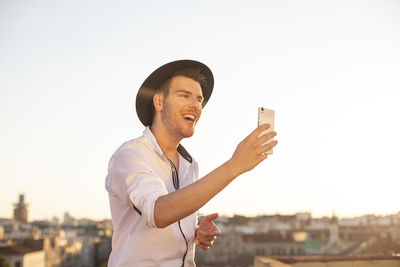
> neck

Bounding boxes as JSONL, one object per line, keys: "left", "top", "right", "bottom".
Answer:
{"left": 150, "top": 122, "right": 181, "bottom": 161}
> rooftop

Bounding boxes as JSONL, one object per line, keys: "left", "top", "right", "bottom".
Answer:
{"left": 255, "top": 255, "right": 400, "bottom": 267}
{"left": 0, "top": 238, "right": 44, "bottom": 255}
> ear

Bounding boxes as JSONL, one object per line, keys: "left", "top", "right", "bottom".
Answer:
{"left": 153, "top": 93, "right": 163, "bottom": 112}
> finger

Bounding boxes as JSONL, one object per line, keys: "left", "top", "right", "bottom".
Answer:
{"left": 211, "top": 225, "right": 222, "bottom": 236}
{"left": 258, "top": 123, "right": 271, "bottom": 130}
{"left": 254, "top": 154, "right": 268, "bottom": 165}
{"left": 199, "top": 222, "right": 221, "bottom": 236}
{"left": 197, "top": 236, "right": 213, "bottom": 246}
{"left": 198, "top": 234, "right": 214, "bottom": 243}
{"left": 255, "top": 142, "right": 278, "bottom": 157}
{"left": 200, "top": 244, "right": 210, "bottom": 250}
{"left": 203, "top": 213, "right": 219, "bottom": 223}
{"left": 201, "top": 239, "right": 213, "bottom": 246}
{"left": 246, "top": 124, "right": 271, "bottom": 141}
{"left": 204, "top": 225, "right": 221, "bottom": 237}
{"left": 211, "top": 229, "right": 221, "bottom": 237}
{"left": 256, "top": 131, "right": 276, "bottom": 144}
{"left": 196, "top": 230, "right": 211, "bottom": 243}
{"left": 197, "top": 229, "right": 218, "bottom": 242}
{"left": 257, "top": 140, "right": 278, "bottom": 155}
{"left": 253, "top": 133, "right": 276, "bottom": 153}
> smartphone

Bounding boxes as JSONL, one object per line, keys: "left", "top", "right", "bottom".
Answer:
{"left": 258, "top": 107, "right": 275, "bottom": 155}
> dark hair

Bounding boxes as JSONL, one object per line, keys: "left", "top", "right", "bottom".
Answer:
{"left": 150, "top": 68, "right": 208, "bottom": 123}
{"left": 158, "top": 68, "right": 208, "bottom": 97}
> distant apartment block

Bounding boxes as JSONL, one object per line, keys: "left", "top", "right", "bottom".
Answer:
{"left": 0, "top": 239, "right": 46, "bottom": 267}
{"left": 1, "top": 194, "right": 112, "bottom": 267}
{"left": 196, "top": 212, "right": 400, "bottom": 267}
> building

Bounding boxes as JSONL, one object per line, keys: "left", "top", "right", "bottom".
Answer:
{"left": 255, "top": 255, "right": 400, "bottom": 267}
{"left": 0, "top": 239, "right": 46, "bottom": 267}
{"left": 13, "top": 195, "right": 29, "bottom": 224}
{"left": 196, "top": 228, "right": 306, "bottom": 266}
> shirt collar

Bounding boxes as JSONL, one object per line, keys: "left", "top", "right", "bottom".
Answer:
{"left": 143, "top": 127, "right": 193, "bottom": 164}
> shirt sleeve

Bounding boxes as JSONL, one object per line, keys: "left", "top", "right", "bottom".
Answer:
{"left": 107, "top": 145, "right": 168, "bottom": 228}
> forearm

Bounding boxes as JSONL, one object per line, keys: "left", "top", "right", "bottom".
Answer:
{"left": 154, "top": 159, "right": 239, "bottom": 228}
{"left": 153, "top": 124, "right": 277, "bottom": 228}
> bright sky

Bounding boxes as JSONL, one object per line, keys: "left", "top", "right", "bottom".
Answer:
{"left": 1, "top": 0, "right": 399, "bottom": 221}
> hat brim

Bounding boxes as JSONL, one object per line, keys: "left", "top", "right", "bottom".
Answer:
{"left": 136, "top": 59, "right": 214, "bottom": 126}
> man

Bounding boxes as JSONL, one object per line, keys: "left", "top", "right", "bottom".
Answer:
{"left": 105, "top": 60, "right": 277, "bottom": 266}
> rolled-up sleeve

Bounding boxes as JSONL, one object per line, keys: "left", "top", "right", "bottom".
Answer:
{"left": 107, "top": 147, "right": 168, "bottom": 228}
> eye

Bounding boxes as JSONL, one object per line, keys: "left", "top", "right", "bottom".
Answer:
{"left": 180, "top": 93, "right": 189, "bottom": 98}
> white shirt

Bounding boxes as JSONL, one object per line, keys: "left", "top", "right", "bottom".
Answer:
{"left": 105, "top": 127, "right": 199, "bottom": 267}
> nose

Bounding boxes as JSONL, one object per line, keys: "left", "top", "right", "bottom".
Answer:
{"left": 188, "top": 96, "right": 203, "bottom": 110}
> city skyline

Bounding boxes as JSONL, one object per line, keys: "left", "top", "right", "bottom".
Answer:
{"left": 2, "top": 193, "right": 400, "bottom": 222}
{"left": 1, "top": 1, "right": 400, "bottom": 221}
{"left": 2, "top": 193, "right": 399, "bottom": 267}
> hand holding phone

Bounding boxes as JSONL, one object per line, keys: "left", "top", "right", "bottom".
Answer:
{"left": 229, "top": 108, "right": 277, "bottom": 174}
{"left": 258, "top": 107, "right": 275, "bottom": 155}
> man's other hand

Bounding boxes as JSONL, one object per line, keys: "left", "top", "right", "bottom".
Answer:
{"left": 195, "top": 213, "right": 221, "bottom": 250}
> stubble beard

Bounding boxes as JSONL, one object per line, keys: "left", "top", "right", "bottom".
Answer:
{"left": 161, "top": 103, "right": 196, "bottom": 140}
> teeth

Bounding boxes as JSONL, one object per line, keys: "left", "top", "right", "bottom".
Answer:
{"left": 183, "top": 114, "right": 195, "bottom": 121}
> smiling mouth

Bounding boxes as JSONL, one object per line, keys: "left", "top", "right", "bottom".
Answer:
{"left": 183, "top": 114, "right": 196, "bottom": 122}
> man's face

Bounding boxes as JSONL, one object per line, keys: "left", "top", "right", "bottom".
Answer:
{"left": 160, "top": 75, "right": 204, "bottom": 139}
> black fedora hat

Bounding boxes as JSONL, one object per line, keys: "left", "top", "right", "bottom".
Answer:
{"left": 135, "top": 59, "right": 214, "bottom": 126}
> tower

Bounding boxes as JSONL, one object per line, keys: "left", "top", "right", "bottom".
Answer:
{"left": 13, "top": 193, "right": 29, "bottom": 223}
